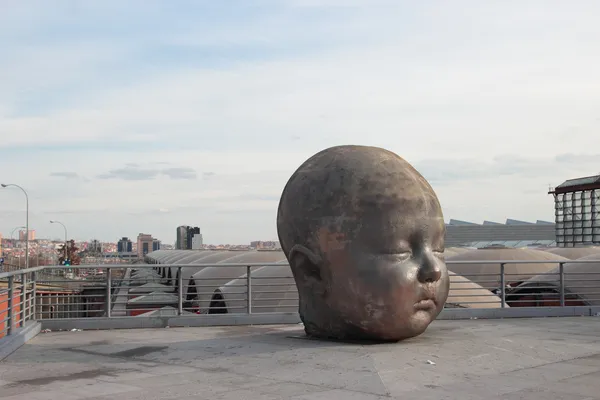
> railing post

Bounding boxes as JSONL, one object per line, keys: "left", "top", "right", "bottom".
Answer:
{"left": 32, "top": 271, "right": 37, "bottom": 320}
{"left": 105, "top": 268, "right": 112, "bottom": 318}
{"left": 559, "top": 262, "right": 565, "bottom": 307}
{"left": 20, "top": 273, "right": 26, "bottom": 326}
{"left": 7, "top": 276, "right": 14, "bottom": 335}
{"left": 177, "top": 267, "right": 183, "bottom": 315}
{"left": 500, "top": 263, "right": 506, "bottom": 308}
{"left": 246, "top": 266, "right": 252, "bottom": 314}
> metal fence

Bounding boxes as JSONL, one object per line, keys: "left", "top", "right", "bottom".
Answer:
{"left": 0, "top": 268, "right": 36, "bottom": 338}
{"left": 1, "top": 259, "right": 600, "bottom": 335}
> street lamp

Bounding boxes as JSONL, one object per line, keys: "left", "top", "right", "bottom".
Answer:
{"left": 10, "top": 225, "right": 26, "bottom": 240}
{"left": 2, "top": 184, "right": 29, "bottom": 269}
{"left": 50, "top": 220, "right": 68, "bottom": 265}
{"left": 9, "top": 226, "right": 26, "bottom": 268}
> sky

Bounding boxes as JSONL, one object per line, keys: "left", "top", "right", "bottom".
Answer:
{"left": 1, "top": 0, "right": 600, "bottom": 245}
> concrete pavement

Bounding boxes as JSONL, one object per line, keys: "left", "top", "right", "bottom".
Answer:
{"left": 2, "top": 317, "right": 600, "bottom": 399}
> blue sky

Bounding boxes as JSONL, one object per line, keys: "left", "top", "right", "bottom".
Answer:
{"left": 1, "top": 0, "right": 600, "bottom": 244}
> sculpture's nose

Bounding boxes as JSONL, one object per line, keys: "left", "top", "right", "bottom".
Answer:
{"left": 417, "top": 251, "right": 442, "bottom": 284}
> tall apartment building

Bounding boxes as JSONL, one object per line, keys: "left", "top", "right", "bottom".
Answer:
{"left": 136, "top": 233, "right": 154, "bottom": 258}
{"left": 176, "top": 225, "right": 202, "bottom": 249}
{"left": 187, "top": 227, "right": 200, "bottom": 249}
{"left": 117, "top": 237, "right": 132, "bottom": 253}
{"left": 191, "top": 232, "right": 203, "bottom": 249}
{"left": 18, "top": 230, "right": 35, "bottom": 241}
{"left": 176, "top": 226, "right": 188, "bottom": 250}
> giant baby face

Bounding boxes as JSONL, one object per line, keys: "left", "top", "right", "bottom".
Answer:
{"left": 277, "top": 145, "right": 449, "bottom": 341}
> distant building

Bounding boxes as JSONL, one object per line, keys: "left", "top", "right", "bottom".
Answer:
{"left": 549, "top": 175, "right": 600, "bottom": 247}
{"left": 18, "top": 230, "right": 35, "bottom": 241}
{"left": 444, "top": 219, "right": 555, "bottom": 248}
{"left": 117, "top": 237, "right": 133, "bottom": 253}
{"left": 176, "top": 225, "right": 202, "bottom": 250}
{"left": 250, "top": 241, "right": 281, "bottom": 250}
{"left": 137, "top": 233, "right": 154, "bottom": 258}
{"left": 191, "top": 233, "right": 203, "bottom": 249}
{"left": 152, "top": 239, "right": 161, "bottom": 252}
{"left": 89, "top": 239, "right": 102, "bottom": 253}
{"left": 176, "top": 226, "right": 188, "bottom": 250}
{"left": 187, "top": 227, "right": 200, "bottom": 249}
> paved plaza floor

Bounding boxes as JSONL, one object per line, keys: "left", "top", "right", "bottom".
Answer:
{"left": 1, "top": 317, "right": 600, "bottom": 399}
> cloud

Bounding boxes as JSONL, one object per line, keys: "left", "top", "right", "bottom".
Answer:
{"left": 3, "top": 1, "right": 598, "bottom": 155}
{"left": 414, "top": 153, "right": 600, "bottom": 186}
{"left": 49, "top": 171, "right": 80, "bottom": 179}
{"left": 97, "top": 164, "right": 197, "bottom": 181}
{"left": 97, "top": 166, "right": 159, "bottom": 181}
{"left": 161, "top": 167, "right": 197, "bottom": 180}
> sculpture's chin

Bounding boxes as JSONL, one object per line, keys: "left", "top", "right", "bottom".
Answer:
{"left": 301, "top": 312, "right": 436, "bottom": 342}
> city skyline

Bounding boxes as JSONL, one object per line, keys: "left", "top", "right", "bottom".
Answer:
{"left": 2, "top": 1, "right": 600, "bottom": 242}
{"left": 0, "top": 232, "right": 276, "bottom": 247}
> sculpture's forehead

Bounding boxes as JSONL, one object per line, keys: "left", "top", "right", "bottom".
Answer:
{"left": 291, "top": 154, "right": 441, "bottom": 215}
{"left": 300, "top": 149, "right": 425, "bottom": 188}
{"left": 303, "top": 146, "right": 406, "bottom": 172}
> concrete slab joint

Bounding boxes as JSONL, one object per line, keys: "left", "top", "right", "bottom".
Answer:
{"left": 0, "top": 321, "right": 41, "bottom": 361}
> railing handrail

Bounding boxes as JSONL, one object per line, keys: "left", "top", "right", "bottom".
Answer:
{"left": 52, "top": 259, "right": 600, "bottom": 267}
{"left": 3, "top": 259, "right": 600, "bottom": 279}
{"left": 4, "top": 257, "right": 600, "bottom": 336}
{"left": 0, "top": 265, "right": 45, "bottom": 279}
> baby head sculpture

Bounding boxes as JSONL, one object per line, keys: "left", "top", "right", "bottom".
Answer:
{"left": 277, "top": 145, "right": 449, "bottom": 341}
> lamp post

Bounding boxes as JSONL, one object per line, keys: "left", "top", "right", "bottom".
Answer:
{"left": 50, "top": 220, "right": 68, "bottom": 265}
{"left": 9, "top": 226, "right": 26, "bottom": 269}
{"left": 2, "top": 184, "right": 29, "bottom": 269}
{"left": 10, "top": 226, "right": 26, "bottom": 240}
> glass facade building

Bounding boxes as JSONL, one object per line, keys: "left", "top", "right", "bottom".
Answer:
{"left": 550, "top": 175, "right": 600, "bottom": 247}
{"left": 117, "top": 237, "right": 133, "bottom": 253}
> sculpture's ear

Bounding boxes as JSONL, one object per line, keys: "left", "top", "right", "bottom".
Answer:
{"left": 288, "top": 244, "right": 323, "bottom": 282}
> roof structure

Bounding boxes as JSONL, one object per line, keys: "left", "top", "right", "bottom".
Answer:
{"left": 445, "top": 220, "right": 555, "bottom": 247}
{"left": 212, "top": 264, "right": 506, "bottom": 313}
{"left": 444, "top": 247, "right": 470, "bottom": 258}
{"left": 447, "top": 219, "right": 553, "bottom": 226}
{"left": 151, "top": 251, "right": 244, "bottom": 284}
{"left": 134, "top": 306, "right": 193, "bottom": 317}
{"left": 129, "top": 282, "right": 173, "bottom": 294}
{"left": 446, "top": 272, "right": 505, "bottom": 308}
{"left": 510, "top": 253, "right": 600, "bottom": 305}
{"left": 551, "top": 174, "right": 600, "bottom": 194}
{"left": 541, "top": 246, "right": 600, "bottom": 260}
{"left": 192, "top": 253, "right": 287, "bottom": 312}
{"left": 446, "top": 248, "right": 569, "bottom": 289}
{"left": 164, "top": 251, "right": 241, "bottom": 285}
{"left": 129, "top": 272, "right": 163, "bottom": 287}
{"left": 214, "top": 262, "right": 296, "bottom": 314}
{"left": 127, "top": 291, "right": 178, "bottom": 305}
{"left": 131, "top": 268, "right": 161, "bottom": 277}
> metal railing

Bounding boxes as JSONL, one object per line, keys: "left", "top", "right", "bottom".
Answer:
{"left": 1, "top": 259, "right": 600, "bottom": 335}
{"left": 0, "top": 266, "right": 38, "bottom": 338}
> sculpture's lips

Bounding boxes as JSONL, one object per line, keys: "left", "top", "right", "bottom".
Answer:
{"left": 414, "top": 299, "right": 436, "bottom": 310}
